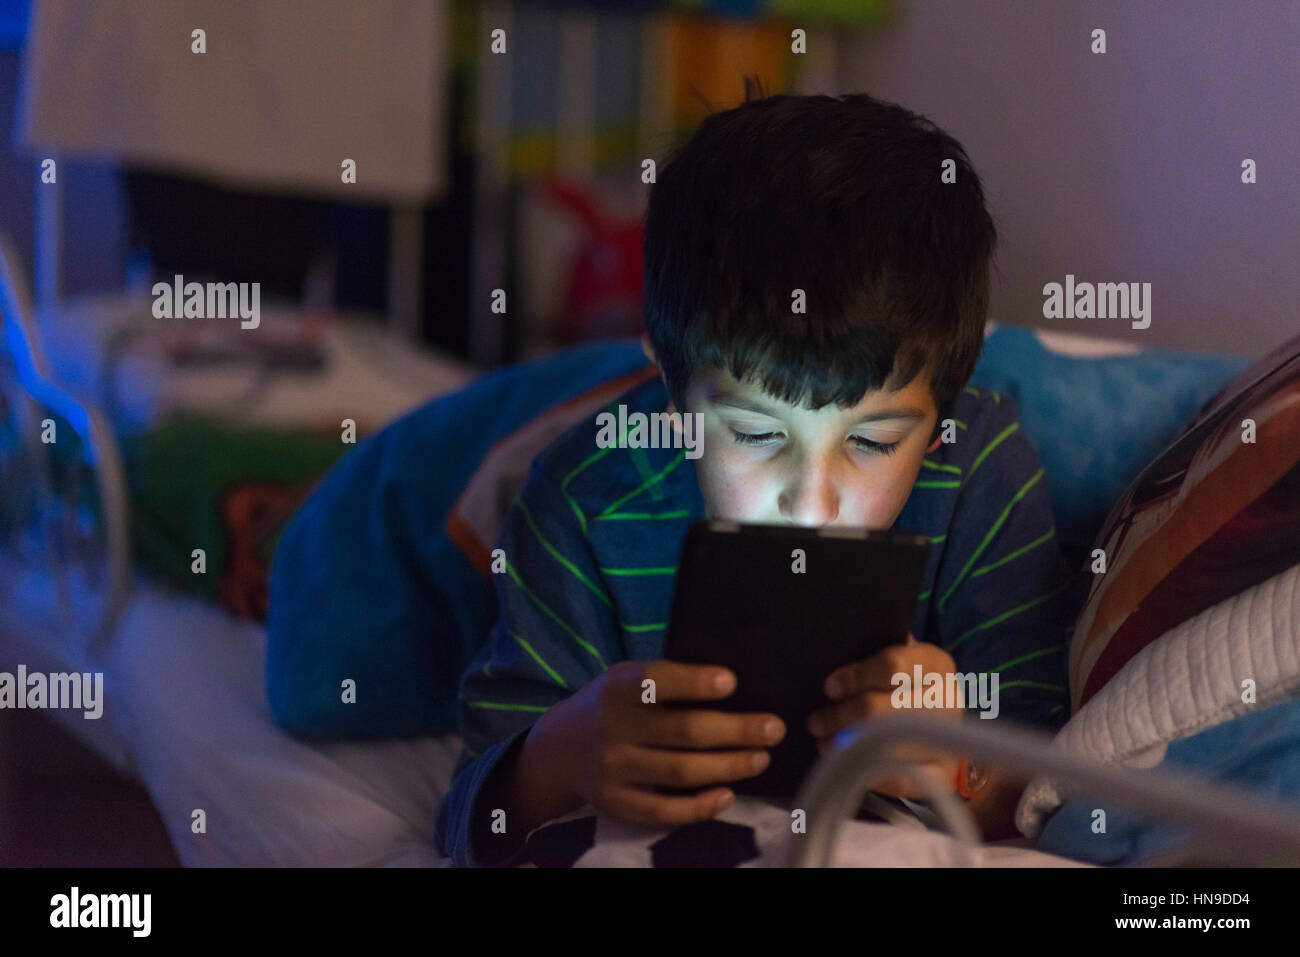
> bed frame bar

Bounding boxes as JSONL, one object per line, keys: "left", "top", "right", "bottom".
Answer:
{"left": 0, "top": 229, "right": 132, "bottom": 655}
{"left": 790, "top": 712, "right": 1300, "bottom": 867}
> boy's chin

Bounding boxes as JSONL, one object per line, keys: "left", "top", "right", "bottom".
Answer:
{"left": 702, "top": 510, "right": 903, "bottom": 530}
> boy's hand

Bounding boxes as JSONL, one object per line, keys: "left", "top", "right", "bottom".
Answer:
{"left": 537, "top": 660, "right": 785, "bottom": 829}
{"left": 806, "top": 633, "right": 964, "bottom": 798}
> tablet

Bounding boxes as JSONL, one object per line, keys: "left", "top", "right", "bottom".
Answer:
{"left": 662, "top": 521, "right": 930, "bottom": 799}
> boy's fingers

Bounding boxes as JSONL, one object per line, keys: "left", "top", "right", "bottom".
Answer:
{"left": 615, "top": 745, "right": 770, "bottom": 789}
{"left": 643, "top": 707, "right": 785, "bottom": 750}
{"left": 824, "top": 639, "right": 951, "bottom": 699}
{"left": 825, "top": 655, "right": 901, "bottom": 699}
{"left": 811, "top": 690, "right": 963, "bottom": 741}
{"left": 808, "top": 689, "right": 893, "bottom": 737}
{"left": 604, "top": 783, "right": 734, "bottom": 829}
{"left": 637, "top": 660, "right": 737, "bottom": 702}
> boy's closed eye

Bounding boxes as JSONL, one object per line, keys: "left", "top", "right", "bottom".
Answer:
{"left": 726, "top": 427, "right": 901, "bottom": 456}
{"left": 686, "top": 367, "right": 938, "bottom": 527}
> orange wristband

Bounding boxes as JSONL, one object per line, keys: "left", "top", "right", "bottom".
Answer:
{"left": 955, "top": 757, "right": 989, "bottom": 799}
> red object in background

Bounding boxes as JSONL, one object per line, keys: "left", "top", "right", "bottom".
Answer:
{"left": 540, "top": 177, "right": 645, "bottom": 342}
{"left": 219, "top": 481, "right": 314, "bottom": 622}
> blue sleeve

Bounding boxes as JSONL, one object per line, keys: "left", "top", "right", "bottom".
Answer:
{"left": 435, "top": 451, "right": 625, "bottom": 866}
{"left": 930, "top": 395, "right": 1077, "bottom": 730}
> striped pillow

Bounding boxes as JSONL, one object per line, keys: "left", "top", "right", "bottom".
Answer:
{"left": 1068, "top": 331, "right": 1300, "bottom": 712}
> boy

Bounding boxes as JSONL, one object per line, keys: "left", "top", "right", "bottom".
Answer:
{"left": 435, "top": 91, "right": 1075, "bottom": 866}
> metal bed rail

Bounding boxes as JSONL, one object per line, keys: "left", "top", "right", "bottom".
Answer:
{"left": 0, "top": 229, "right": 132, "bottom": 656}
{"left": 788, "top": 712, "right": 1300, "bottom": 867}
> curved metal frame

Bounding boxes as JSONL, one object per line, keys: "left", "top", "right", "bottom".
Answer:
{"left": 0, "top": 230, "right": 132, "bottom": 654}
{"left": 787, "top": 713, "right": 1300, "bottom": 867}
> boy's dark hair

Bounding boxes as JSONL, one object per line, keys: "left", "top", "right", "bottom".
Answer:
{"left": 643, "top": 84, "right": 997, "bottom": 427}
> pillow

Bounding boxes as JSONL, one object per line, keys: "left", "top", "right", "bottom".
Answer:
{"left": 968, "top": 323, "right": 1252, "bottom": 566}
{"left": 1068, "top": 329, "right": 1300, "bottom": 711}
{"left": 266, "top": 339, "right": 653, "bottom": 739}
{"left": 1015, "top": 560, "right": 1300, "bottom": 842}
{"left": 1013, "top": 330, "right": 1300, "bottom": 849}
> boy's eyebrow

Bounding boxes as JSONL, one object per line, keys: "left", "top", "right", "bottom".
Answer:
{"left": 852, "top": 407, "right": 928, "bottom": 424}
{"left": 711, "top": 391, "right": 927, "bottom": 424}
{"left": 710, "top": 393, "right": 784, "bottom": 416}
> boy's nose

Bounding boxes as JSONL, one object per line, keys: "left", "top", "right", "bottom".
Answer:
{"left": 778, "top": 470, "right": 841, "bottom": 526}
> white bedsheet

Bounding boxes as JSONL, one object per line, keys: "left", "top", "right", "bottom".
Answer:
{"left": 99, "top": 585, "right": 462, "bottom": 867}
{"left": 1, "top": 564, "right": 1088, "bottom": 867}
{"left": 0, "top": 558, "right": 460, "bottom": 866}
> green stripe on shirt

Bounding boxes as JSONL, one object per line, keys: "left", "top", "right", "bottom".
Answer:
{"left": 465, "top": 700, "right": 550, "bottom": 713}
{"left": 504, "top": 559, "right": 608, "bottom": 668}
{"left": 512, "top": 632, "right": 568, "bottom": 689}
{"left": 560, "top": 444, "right": 617, "bottom": 532}
{"left": 601, "top": 566, "right": 678, "bottom": 576}
{"left": 943, "top": 581, "right": 1069, "bottom": 654}
{"left": 518, "top": 499, "right": 613, "bottom": 608}
{"left": 597, "top": 450, "right": 686, "bottom": 517}
{"left": 922, "top": 459, "right": 962, "bottom": 475}
{"left": 938, "top": 467, "right": 1046, "bottom": 614}
{"left": 595, "top": 510, "right": 691, "bottom": 520}
{"left": 971, "top": 526, "right": 1056, "bottom": 578}
{"left": 963, "top": 421, "right": 1020, "bottom": 487}
{"left": 984, "top": 642, "right": 1070, "bottom": 675}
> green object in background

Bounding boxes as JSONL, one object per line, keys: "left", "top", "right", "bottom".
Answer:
{"left": 667, "top": 0, "right": 893, "bottom": 22}
{"left": 766, "top": 0, "right": 893, "bottom": 24}
{"left": 121, "top": 415, "right": 350, "bottom": 605}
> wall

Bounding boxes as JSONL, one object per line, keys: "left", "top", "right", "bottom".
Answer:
{"left": 1, "top": 45, "right": 126, "bottom": 302}
{"left": 839, "top": 0, "right": 1299, "bottom": 357}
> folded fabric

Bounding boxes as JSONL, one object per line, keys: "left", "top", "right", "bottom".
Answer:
{"left": 266, "top": 339, "right": 652, "bottom": 739}
{"left": 1035, "top": 697, "right": 1300, "bottom": 866}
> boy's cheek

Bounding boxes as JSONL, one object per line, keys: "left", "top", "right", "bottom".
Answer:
{"left": 694, "top": 451, "right": 772, "bottom": 521}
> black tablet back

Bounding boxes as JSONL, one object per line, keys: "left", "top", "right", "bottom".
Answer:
{"left": 663, "top": 521, "right": 930, "bottom": 799}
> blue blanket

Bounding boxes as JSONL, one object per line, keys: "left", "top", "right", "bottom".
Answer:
{"left": 266, "top": 339, "right": 650, "bottom": 738}
{"left": 1037, "top": 697, "right": 1300, "bottom": 865}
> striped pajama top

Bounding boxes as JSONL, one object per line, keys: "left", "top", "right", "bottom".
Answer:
{"left": 435, "top": 375, "right": 1077, "bottom": 866}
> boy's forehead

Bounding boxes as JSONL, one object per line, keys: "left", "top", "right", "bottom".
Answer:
{"left": 692, "top": 365, "right": 935, "bottom": 417}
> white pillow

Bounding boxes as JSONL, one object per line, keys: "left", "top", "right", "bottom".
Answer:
{"left": 1016, "top": 562, "right": 1300, "bottom": 838}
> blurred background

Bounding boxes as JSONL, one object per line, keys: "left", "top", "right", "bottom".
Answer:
{"left": 0, "top": 0, "right": 1297, "bottom": 866}
{"left": 4, "top": 0, "right": 1298, "bottom": 365}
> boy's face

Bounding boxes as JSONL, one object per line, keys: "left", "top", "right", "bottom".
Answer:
{"left": 658, "top": 346, "right": 940, "bottom": 528}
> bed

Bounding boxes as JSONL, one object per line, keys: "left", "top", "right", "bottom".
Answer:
{"left": 0, "top": 232, "right": 471, "bottom": 867}
{"left": 4, "top": 229, "right": 1300, "bottom": 868}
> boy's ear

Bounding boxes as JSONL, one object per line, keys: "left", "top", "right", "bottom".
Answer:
{"left": 642, "top": 335, "right": 681, "bottom": 412}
